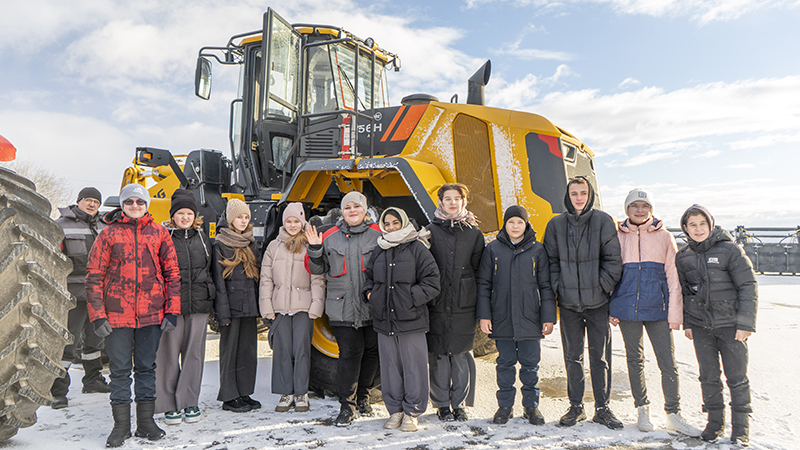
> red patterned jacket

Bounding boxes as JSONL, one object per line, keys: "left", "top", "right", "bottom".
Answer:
{"left": 86, "top": 210, "right": 181, "bottom": 328}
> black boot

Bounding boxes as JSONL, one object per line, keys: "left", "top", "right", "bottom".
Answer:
{"left": 701, "top": 408, "right": 725, "bottom": 442}
{"left": 106, "top": 404, "right": 132, "bottom": 448}
{"left": 134, "top": 401, "right": 165, "bottom": 441}
{"left": 82, "top": 358, "right": 111, "bottom": 393}
{"left": 731, "top": 411, "right": 750, "bottom": 446}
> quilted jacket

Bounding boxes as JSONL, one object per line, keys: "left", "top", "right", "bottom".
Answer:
{"left": 86, "top": 210, "right": 181, "bottom": 328}
{"left": 259, "top": 227, "right": 325, "bottom": 319}
{"left": 609, "top": 217, "right": 682, "bottom": 324}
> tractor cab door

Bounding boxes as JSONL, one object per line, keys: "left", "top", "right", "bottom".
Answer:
{"left": 249, "top": 9, "right": 302, "bottom": 194}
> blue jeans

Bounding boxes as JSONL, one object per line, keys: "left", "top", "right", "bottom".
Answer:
{"left": 105, "top": 325, "right": 162, "bottom": 405}
{"left": 495, "top": 339, "right": 541, "bottom": 408}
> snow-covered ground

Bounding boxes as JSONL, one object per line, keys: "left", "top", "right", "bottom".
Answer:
{"left": 10, "top": 275, "right": 798, "bottom": 450}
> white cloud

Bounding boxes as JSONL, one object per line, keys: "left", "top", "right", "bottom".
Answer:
{"left": 726, "top": 163, "right": 756, "bottom": 169}
{"left": 619, "top": 77, "right": 641, "bottom": 88}
{"left": 692, "top": 149, "right": 721, "bottom": 158}
{"left": 729, "top": 132, "right": 800, "bottom": 149}
{"left": 463, "top": 0, "right": 797, "bottom": 24}
{"left": 523, "top": 76, "right": 800, "bottom": 153}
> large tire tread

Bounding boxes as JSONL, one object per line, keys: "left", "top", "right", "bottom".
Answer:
{"left": 0, "top": 167, "right": 73, "bottom": 441}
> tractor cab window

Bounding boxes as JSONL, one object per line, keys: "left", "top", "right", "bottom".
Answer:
{"left": 306, "top": 42, "right": 389, "bottom": 114}
{"left": 263, "top": 23, "right": 301, "bottom": 119}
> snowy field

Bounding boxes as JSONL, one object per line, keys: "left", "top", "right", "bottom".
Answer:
{"left": 7, "top": 275, "right": 798, "bottom": 450}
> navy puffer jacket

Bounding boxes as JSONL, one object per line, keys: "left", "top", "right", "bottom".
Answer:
{"left": 476, "top": 226, "right": 556, "bottom": 340}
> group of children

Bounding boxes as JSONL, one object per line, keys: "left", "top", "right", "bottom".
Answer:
{"left": 84, "top": 178, "right": 757, "bottom": 447}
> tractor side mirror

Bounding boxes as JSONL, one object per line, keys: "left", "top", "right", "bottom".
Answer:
{"left": 195, "top": 57, "right": 212, "bottom": 100}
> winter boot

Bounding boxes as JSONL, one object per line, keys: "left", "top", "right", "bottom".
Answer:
{"left": 134, "top": 401, "right": 165, "bottom": 441}
{"left": 731, "top": 411, "right": 750, "bottom": 446}
{"left": 82, "top": 358, "right": 111, "bottom": 393}
{"left": 701, "top": 408, "right": 725, "bottom": 442}
{"left": 106, "top": 403, "right": 132, "bottom": 448}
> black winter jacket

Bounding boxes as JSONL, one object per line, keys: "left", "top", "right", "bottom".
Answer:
{"left": 364, "top": 240, "right": 441, "bottom": 336}
{"left": 212, "top": 241, "right": 260, "bottom": 325}
{"left": 543, "top": 187, "right": 622, "bottom": 312}
{"left": 477, "top": 227, "right": 557, "bottom": 340}
{"left": 426, "top": 217, "right": 485, "bottom": 355}
{"left": 57, "top": 205, "right": 106, "bottom": 301}
{"left": 675, "top": 227, "right": 757, "bottom": 332}
{"left": 169, "top": 226, "right": 215, "bottom": 315}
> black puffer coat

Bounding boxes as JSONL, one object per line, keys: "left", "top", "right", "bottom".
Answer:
{"left": 426, "top": 217, "right": 485, "bottom": 355}
{"left": 212, "top": 241, "right": 260, "bottom": 325}
{"left": 364, "top": 240, "right": 441, "bottom": 336}
{"left": 169, "top": 226, "right": 215, "bottom": 315}
{"left": 543, "top": 185, "right": 622, "bottom": 312}
{"left": 675, "top": 227, "right": 757, "bottom": 332}
{"left": 477, "top": 226, "right": 556, "bottom": 340}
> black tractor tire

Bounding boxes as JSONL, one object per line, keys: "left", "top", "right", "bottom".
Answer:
{"left": 0, "top": 167, "right": 73, "bottom": 441}
{"left": 309, "top": 346, "right": 382, "bottom": 403}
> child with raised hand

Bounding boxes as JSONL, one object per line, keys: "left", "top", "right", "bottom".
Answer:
{"left": 675, "top": 204, "right": 757, "bottom": 445}
{"left": 364, "top": 207, "right": 440, "bottom": 432}
{"left": 259, "top": 203, "right": 325, "bottom": 413}
{"left": 212, "top": 198, "right": 262, "bottom": 413}
{"left": 477, "top": 206, "right": 556, "bottom": 425}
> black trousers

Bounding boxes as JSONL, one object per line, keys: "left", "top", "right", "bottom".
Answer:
{"left": 690, "top": 326, "right": 751, "bottom": 413}
{"left": 331, "top": 325, "right": 379, "bottom": 412}
{"left": 559, "top": 305, "right": 612, "bottom": 408}
{"left": 217, "top": 317, "right": 258, "bottom": 402}
{"left": 51, "top": 300, "right": 106, "bottom": 397}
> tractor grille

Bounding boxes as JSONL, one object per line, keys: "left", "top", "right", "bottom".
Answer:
{"left": 301, "top": 129, "right": 338, "bottom": 158}
{"left": 452, "top": 114, "right": 498, "bottom": 232}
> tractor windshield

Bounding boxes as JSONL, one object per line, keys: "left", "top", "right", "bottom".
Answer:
{"left": 305, "top": 42, "right": 389, "bottom": 115}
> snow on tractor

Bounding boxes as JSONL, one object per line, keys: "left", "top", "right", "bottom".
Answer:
{"left": 117, "top": 8, "right": 603, "bottom": 397}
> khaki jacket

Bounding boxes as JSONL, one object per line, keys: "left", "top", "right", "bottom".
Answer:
{"left": 259, "top": 227, "right": 325, "bottom": 319}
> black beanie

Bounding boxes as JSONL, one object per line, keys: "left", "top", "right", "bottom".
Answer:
{"left": 78, "top": 187, "right": 102, "bottom": 204}
{"left": 503, "top": 205, "right": 529, "bottom": 225}
{"left": 170, "top": 189, "right": 198, "bottom": 217}
{"left": 680, "top": 204, "right": 715, "bottom": 232}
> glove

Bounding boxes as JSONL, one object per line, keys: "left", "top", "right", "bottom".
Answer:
{"left": 92, "top": 319, "right": 112, "bottom": 338}
{"left": 161, "top": 314, "right": 178, "bottom": 333}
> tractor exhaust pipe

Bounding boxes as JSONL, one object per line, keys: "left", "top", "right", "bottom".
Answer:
{"left": 467, "top": 60, "right": 491, "bottom": 106}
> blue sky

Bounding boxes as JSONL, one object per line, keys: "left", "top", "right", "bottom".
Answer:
{"left": 1, "top": 0, "right": 798, "bottom": 228}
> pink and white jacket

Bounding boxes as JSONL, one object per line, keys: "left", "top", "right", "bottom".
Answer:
{"left": 609, "top": 217, "right": 682, "bottom": 324}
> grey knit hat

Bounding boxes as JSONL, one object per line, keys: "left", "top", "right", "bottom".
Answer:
{"left": 119, "top": 184, "right": 150, "bottom": 209}
{"left": 624, "top": 188, "right": 654, "bottom": 212}
{"left": 341, "top": 191, "right": 367, "bottom": 211}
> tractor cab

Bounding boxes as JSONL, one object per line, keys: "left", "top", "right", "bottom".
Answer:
{"left": 195, "top": 8, "right": 399, "bottom": 202}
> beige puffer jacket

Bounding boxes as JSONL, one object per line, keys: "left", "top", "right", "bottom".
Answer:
{"left": 259, "top": 228, "right": 325, "bottom": 319}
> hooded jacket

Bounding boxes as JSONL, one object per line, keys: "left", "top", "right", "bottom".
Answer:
{"left": 542, "top": 183, "right": 622, "bottom": 312}
{"left": 609, "top": 217, "right": 682, "bottom": 323}
{"left": 86, "top": 210, "right": 181, "bottom": 328}
{"left": 476, "top": 226, "right": 557, "bottom": 340}
{"left": 675, "top": 226, "right": 758, "bottom": 332}
{"left": 426, "top": 216, "right": 485, "bottom": 355}
{"left": 259, "top": 227, "right": 326, "bottom": 319}
{"left": 212, "top": 240, "right": 261, "bottom": 325}
{"left": 364, "top": 238, "right": 440, "bottom": 336}
{"left": 168, "top": 225, "right": 215, "bottom": 315}
{"left": 306, "top": 218, "right": 382, "bottom": 327}
{"left": 57, "top": 204, "right": 106, "bottom": 301}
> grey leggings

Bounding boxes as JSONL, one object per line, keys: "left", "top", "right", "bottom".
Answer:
{"left": 618, "top": 319, "right": 680, "bottom": 413}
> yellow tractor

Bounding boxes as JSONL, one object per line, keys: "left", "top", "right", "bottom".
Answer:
{"left": 122, "top": 8, "right": 601, "bottom": 395}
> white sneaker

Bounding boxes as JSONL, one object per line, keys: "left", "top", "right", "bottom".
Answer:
{"left": 666, "top": 412, "right": 702, "bottom": 437}
{"left": 637, "top": 405, "right": 654, "bottom": 432}
{"left": 295, "top": 394, "right": 309, "bottom": 412}
{"left": 400, "top": 414, "right": 418, "bottom": 432}
{"left": 275, "top": 394, "right": 294, "bottom": 412}
{"left": 384, "top": 412, "right": 404, "bottom": 429}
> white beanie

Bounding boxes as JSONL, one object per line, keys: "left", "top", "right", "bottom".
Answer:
{"left": 624, "top": 188, "right": 653, "bottom": 211}
{"left": 341, "top": 191, "right": 367, "bottom": 211}
{"left": 119, "top": 184, "right": 150, "bottom": 209}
